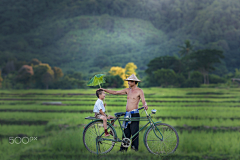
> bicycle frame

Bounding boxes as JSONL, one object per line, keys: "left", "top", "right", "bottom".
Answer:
{"left": 117, "top": 114, "right": 163, "bottom": 141}
{"left": 85, "top": 109, "right": 164, "bottom": 155}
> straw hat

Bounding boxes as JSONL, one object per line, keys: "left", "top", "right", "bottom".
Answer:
{"left": 124, "top": 74, "right": 141, "bottom": 82}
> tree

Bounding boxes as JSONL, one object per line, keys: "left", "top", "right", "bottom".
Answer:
{"left": 1, "top": 73, "right": 15, "bottom": 89}
{"left": 146, "top": 56, "right": 181, "bottom": 74}
{"left": 145, "top": 56, "right": 181, "bottom": 86}
{"left": 33, "top": 63, "right": 54, "bottom": 89}
{"left": 69, "top": 72, "right": 82, "bottom": 80}
{"left": 16, "top": 65, "right": 34, "bottom": 88}
{"left": 42, "top": 71, "right": 54, "bottom": 89}
{"left": 49, "top": 70, "right": 85, "bottom": 89}
{"left": 190, "top": 49, "right": 224, "bottom": 84}
{"left": 181, "top": 71, "right": 202, "bottom": 88}
{"left": 103, "top": 75, "right": 123, "bottom": 88}
{"left": 2, "top": 60, "right": 15, "bottom": 75}
{"left": 154, "top": 69, "right": 177, "bottom": 87}
{"left": 109, "top": 66, "right": 125, "bottom": 78}
{"left": 109, "top": 66, "right": 126, "bottom": 87}
{"left": 235, "top": 68, "right": 240, "bottom": 78}
{"left": 209, "top": 74, "right": 226, "bottom": 84}
{"left": 178, "top": 40, "right": 194, "bottom": 57}
{"left": 178, "top": 40, "right": 194, "bottom": 79}
{"left": 109, "top": 62, "right": 138, "bottom": 88}
{"left": 190, "top": 71, "right": 202, "bottom": 85}
{"left": 50, "top": 75, "right": 84, "bottom": 89}
{"left": 0, "top": 70, "right": 3, "bottom": 88}
{"left": 124, "top": 62, "right": 137, "bottom": 87}
{"left": 52, "top": 67, "right": 63, "bottom": 81}
{"left": 125, "top": 62, "right": 137, "bottom": 77}
{"left": 30, "top": 58, "right": 41, "bottom": 66}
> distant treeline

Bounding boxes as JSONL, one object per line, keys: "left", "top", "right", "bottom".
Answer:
{"left": 1, "top": 40, "right": 239, "bottom": 89}
{"left": 0, "top": 58, "right": 85, "bottom": 89}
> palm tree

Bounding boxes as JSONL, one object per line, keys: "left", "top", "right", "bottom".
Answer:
{"left": 178, "top": 40, "right": 193, "bottom": 57}
{"left": 178, "top": 40, "right": 194, "bottom": 79}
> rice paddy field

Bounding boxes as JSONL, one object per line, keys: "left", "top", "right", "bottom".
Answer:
{"left": 0, "top": 88, "right": 240, "bottom": 160}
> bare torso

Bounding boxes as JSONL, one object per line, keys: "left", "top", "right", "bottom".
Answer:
{"left": 126, "top": 88, "right": 141, "bottom": 111}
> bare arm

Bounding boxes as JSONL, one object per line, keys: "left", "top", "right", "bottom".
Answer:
{"left": 99, "top": 109, "right": 106, "bottom": 116}
{"left": 140, "top": 89, "right": 148, "bottom": 110}
{"left": 99, "top": 88, "right": 128, "bottom": 95}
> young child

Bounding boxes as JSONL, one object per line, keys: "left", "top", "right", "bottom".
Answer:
{"left": 93, "top": 89, "right": 115, "bottom": 136}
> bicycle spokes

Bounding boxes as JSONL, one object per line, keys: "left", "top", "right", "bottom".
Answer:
{"left": 83, "top": 121, "right": 116, "bottom": 154}
{"left": 145, "top": 123, "right": 179, "bottom": 155}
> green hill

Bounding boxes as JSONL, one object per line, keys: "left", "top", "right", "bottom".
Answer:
{"left": 32, "top": 15, "right": 167, "bottom": 73}
{"left": 0, "top": 0, "right": 239, "bottom": 77}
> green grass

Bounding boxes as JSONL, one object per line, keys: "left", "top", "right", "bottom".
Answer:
{"left": 1, "top": 105, "right": 240, "bottom": 120}
{"left": 2, "top": 127, "right": 239, "bottom": 160}
{"left": 178, "top": 130, "right": 240, "bottom": 155}
{"left": 0, "top": 88, "right": 240, "bottom": 160}
{"left": 0, "top": 125, "right": 46, "bottom": 136}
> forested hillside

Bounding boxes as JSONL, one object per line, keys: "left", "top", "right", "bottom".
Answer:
{"left": 0, "top": 0, "right": 239, "bottom": 76}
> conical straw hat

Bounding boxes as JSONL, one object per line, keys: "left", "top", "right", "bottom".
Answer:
{"left": 124, "top": 74, "right": 141, "bottom": 82}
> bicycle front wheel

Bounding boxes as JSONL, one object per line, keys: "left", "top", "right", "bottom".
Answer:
{"left": 144, "top": 123, "right": 179, "bottom": 155}
{"left": 83, "top": 121, "right": 116, "bottom": 154}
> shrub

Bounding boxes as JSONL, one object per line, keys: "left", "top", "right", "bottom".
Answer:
{"left": 209, "top": 74, "right": 226, "bottom": 84}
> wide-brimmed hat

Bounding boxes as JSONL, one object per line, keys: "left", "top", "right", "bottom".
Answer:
{"left": 124, "top": 74, "right": 141, "bottom": 82}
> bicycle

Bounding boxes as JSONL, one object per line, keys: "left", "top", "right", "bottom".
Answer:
{"left": 83, "top": 107, "right": 179, "bottom": 155}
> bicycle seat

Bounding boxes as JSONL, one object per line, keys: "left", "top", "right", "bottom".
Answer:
{"left": 114, "top": 112, "right": 125, "bottom": 118}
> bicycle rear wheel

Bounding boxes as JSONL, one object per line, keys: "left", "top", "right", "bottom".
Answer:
{"left": 83, "top": 121, "right": 116, "bottom": 154}
{"left": 144, "top": 123, "right": 179, "bottom": 155}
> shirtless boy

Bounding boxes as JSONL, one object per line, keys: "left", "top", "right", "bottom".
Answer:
{"left": 98, "top": 74, "right": 148, "bottom": 151}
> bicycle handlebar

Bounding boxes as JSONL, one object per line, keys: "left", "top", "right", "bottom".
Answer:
{"left": 138, "top": 107, "right": 144, "bottom": 110}
{"left": 138, "top": 107, "right": 149, "bottom": 116}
